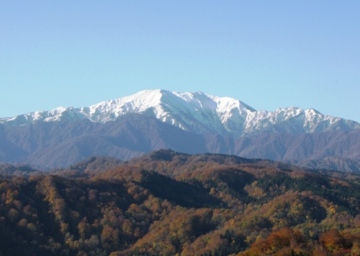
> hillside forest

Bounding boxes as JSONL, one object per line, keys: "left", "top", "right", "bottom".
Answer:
{"left": 1, "top": 150, "right": 360, "bottom": 255}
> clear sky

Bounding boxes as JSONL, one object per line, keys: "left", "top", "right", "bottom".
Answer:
{"left": 1, "top": 1, "right": 359, "bottom": 121}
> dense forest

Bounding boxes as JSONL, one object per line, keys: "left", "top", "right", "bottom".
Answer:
{"left": 1, "top": 149, "right": 360, "bottom": 255}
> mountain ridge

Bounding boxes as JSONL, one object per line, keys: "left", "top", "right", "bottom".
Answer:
{"left": 2, "top": 89, "right": 359, "bottom": 138}
{"left": 0, "top": 113, "right": 360, "bottom": 170}
{"left": 1, "top": 89, "right": 359, "bottom": 171}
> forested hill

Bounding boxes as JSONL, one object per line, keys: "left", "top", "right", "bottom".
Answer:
{"left": 2, "top": 150, "right": 360, "bottom": 255}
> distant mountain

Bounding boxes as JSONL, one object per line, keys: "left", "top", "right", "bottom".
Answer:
{"left": 1, "top": 89, "right": 359, "bottom": 137}
{"left": 0, "top": 114, "right": 210, "bottom": 168}
{"left": 0, "top": 163, "right": 38, "bottom": 176}
{"left": 294, "top": 157, "right": 360, "bottom": 173}
{"left": 0, "top": 89, "right": 360, "bottom": 171}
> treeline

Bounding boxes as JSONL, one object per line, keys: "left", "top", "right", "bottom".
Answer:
{"left": 1, "top": 150, "right": 360, "bottom": 255}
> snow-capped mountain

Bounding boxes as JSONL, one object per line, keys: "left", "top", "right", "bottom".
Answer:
{"left": 1, "top": 89, "right": 360, "bottom": 170}
{"left": 1, "top": 89, "right": 359, "bottom": 137}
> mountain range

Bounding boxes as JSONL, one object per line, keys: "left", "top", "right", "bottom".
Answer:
{"left": 1, "top": 89, "right": 360, "bottom": 171}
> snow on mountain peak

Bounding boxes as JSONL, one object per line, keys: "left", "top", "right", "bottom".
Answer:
{"left": 1, "top": 89, "right": 359, "bottom": 137}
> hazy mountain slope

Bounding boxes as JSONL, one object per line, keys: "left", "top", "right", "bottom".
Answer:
{"left": 296, "top": 157, "right": 360, "bottom": 173}
{"left": 1, "top": 113, "right": 360, "bottom": 170}
{"left": 233, "top": 129, "right": 360, "bottom": 161}
{"left": 0, "top": 114, "right": 208, "bottom": 168}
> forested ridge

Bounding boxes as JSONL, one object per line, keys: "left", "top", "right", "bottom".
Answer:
{"left": 2, "top": 149, "right": 360, "bottom": 255}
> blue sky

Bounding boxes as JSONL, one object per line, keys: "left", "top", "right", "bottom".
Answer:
{"left": 1, "top": 1, "right": 359, "bottom": 121}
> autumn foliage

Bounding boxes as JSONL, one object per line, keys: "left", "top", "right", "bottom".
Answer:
{"left": 1, "top": 150, "right": 360, "bottom": 255}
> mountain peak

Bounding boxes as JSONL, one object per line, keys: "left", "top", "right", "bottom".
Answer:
{"left": 1, "top": 89, "right": 359, "bottom": 137}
